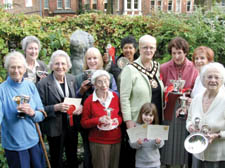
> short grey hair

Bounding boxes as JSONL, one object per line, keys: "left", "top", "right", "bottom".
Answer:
{"left": 139, "top": 35, "right": 157, "bottom": 47}
{"left": 21, "top": 35, "right": 41, "bottom": 52}
{"left": 91, "top": 70, "right": 110, "bottom": 85}
{"left": 48, "top": 50, "right": 72, "bottom": 71}
{"left": 200, "top": 62, "right": 225, "bottom": 86}
{"left": 4, "top": 51, "right": 28, "bottom": 69}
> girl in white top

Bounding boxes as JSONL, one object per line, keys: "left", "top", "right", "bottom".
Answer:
{"left": 129, "top": 103, "right": 164, "bottom": 168}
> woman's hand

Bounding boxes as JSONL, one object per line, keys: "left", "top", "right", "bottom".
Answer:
{"left": 79, "top": 80, "right": 92, "bottom": 96}
{"left": 54, "top": 103, "right": 70, "bottom": 112}
{"left": 126, "top": 120, "right": 136, "bottom": 129}
{"left": 73, "top": 105, "right": 83, "bottom": 115}
{"left": 155, "top": 138, "right": 161, "bottom": 144}
{"left": 187, "top": 98, "right": 192, "bottom": 106}
{"left": 99, "top": 115, "right": 111, "bottom": 125}
{"left": 187, "top": 124, "right": 199, "bottom": 133}
{"left": 17, "top": 103, "right": 35, "bottom": 117}
{"left": 137, "top": 138, "right": 143, "bottom": 145}
{"left": 175, "top": 107, "right": 187, "bottom": 118}
{"left": 207, "top": 133, "right": 220, "bottom": 143}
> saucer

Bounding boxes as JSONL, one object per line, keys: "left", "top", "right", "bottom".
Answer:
{"left": 97, "top": 120, "right": 119, "bottom": 131}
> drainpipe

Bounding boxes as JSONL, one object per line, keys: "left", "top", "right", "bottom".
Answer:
{"left": 40, "top": 0, "right": 42, "bottom": 16}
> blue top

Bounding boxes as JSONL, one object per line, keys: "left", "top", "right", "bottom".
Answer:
{"left": 0, "top": 76, "right": 45, "bottom": 151}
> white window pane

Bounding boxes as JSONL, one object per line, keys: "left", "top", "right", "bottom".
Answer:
{"left": 57, "top": 0, "right": 63, "bottom": 8}
{"left": 127, "top": 0, "right": 131, "bottom": 9}
{"left": 187, "top": 0, "right": 191, "bottom": 12}
{"left": 134, "top": 0, "right": 138, "bottom": 9}
{"left": 25, "top": 0, "right": 32, "bottom": 7}
{"left": 65, "top": 0, "right": 71, "bottom": 8}
{"left": 168, "top": 0, "right": 173, "bottom": 11}
{"left": 4, "top": 0, "right": 13, "bottom": 9}
{"left": 44, "top": 0, "right": 49, "bottom": 8}
{"left": 157, "top": 0, "right": 162, "bottom": 10}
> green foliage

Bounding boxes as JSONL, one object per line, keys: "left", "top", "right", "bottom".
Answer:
{"left": 0, "top": 7, "right": 225, "bottom": 80}
{"left": 0, "top": 144, "right": 8, "bottom": 168}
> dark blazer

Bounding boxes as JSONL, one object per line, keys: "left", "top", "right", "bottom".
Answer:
{"left": 37, "top": 73, "right": 76, "bottom": 137}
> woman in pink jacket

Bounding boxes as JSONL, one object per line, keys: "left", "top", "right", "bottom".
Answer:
{"left": 160, "top": 37, "right": 198, "bottom": 168}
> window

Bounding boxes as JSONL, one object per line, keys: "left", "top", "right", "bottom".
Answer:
{"left": 150, "top": 0, "right": 155, "bottom": 11}
{"left": 176, "top": 0, "right": 181, "bottom": 13}
{"left": 104, "top": 0, "right": 108, "bottom": 11}
{"left": 57, "top": 0, "right": 63, "bottom": 9}
{"left": 186, "top": 0, "right": 191, "bottom": 12}
{"left": 25, "top": 0, "right": 32, "bottom": 7}
{"left": 157, "top": 0, "right": 162, "bottom": 10}
{"left": 44, "top": 0, "right": 49, "bottom": 9}
{"left": 127, "top": 0, "right": 131, "bottom": 9}
{"left": 3, "top": 0, "right": 13, "bottom": 9}
{"left": 134, "top": 0, "right": 138, "bottom": 9}
{"left": 92, "top": 0, "right": 97, "bottom": 9}
{"left": 168, "top": 0, "right": 173, "bottom": 11}
{"left": 65, "top": 0, "right": 71, "bottom": 8}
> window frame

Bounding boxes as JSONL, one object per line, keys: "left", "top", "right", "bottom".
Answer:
{"left": 3, "top": 0, "right": 13, "bottom": 9}
{"left": 44, "top": 0, "right": 49, "bottom": 9}
{"left": 64, "top": 0, "right": 71, "bottom": 9}
{"left": 57, "top": 0, "right": 63, "bottom": 9}
{"left": 168, "top": 0, "right": 173, "bottom": 12}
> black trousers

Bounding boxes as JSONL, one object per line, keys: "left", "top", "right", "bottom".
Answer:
{"left": 47, "top": 125, "right": 78, "bottom": 168}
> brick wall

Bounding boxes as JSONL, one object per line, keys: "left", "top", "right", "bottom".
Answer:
{"left": 1, "top": 0, "right": 40, "bottom": 15}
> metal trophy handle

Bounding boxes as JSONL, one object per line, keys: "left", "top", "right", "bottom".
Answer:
{"left": 117, "top": 57, "right": 130, "bottom": 69}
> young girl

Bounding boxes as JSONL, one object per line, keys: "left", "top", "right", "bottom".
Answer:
{"left": 129, "top": 103, "right": 164, "bottom": 168}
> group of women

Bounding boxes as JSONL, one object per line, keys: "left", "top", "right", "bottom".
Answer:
{"left": 0, "top": 33, "right": 225, "bottom": 168}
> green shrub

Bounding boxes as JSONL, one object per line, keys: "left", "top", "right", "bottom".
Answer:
{"left": 0, "top": 7, "right": 224, "bottom": 80}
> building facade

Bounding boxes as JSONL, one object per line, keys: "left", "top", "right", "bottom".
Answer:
{"left": 1, "top": 0, "right": 195, "bottom": 16}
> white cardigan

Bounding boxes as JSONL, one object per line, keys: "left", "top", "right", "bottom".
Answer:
{"left": 186, "top": 86, "right": 225, "bottom": 161}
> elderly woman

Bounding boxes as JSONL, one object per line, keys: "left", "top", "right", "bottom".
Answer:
{"left": 120, "top": 35, "right": 164, "bottom": 168}
{"left": 21, "top": 35, "right": 48, "bottom": 83}
{"left": 75, "top": 47, "right": 118, "bottom": 168}
{"left": 160, "top": 37, "right": 198, "bottom": 167}
{"left": 0, "top": 51, "right": 45, "bottom": 167}
{"left": 37, "top": 50, "right": 81, "bottom": 168}
{"left": 81, "top": 70, "right": 122, "bottom": 168}
{"left": 186, "top": 62, "right": 225, "bottom": 168}
{"left": 108, "top": 35, "right": 139, "bottom": 84}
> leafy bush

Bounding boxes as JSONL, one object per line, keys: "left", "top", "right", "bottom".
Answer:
{"left": 0, "top": 7, "right": 224, "bottom": 80}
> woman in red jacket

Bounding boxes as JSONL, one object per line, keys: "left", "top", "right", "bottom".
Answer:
{"left": 81, "top": 70, "right": 122, "bottom": 168}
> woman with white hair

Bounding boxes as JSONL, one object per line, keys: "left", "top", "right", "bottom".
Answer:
{"left": 37, "top": 50, "right": 82, "bottom": 168}
{"left": 74, "top": 47, "right": 118, "bottom": 168}
{"left": 120, "top": 35, "right": 164, "bottom": 167}
{"left": 0, "top": 51, "right": 46, "bottom": 167}
{"left": 81, "top": 70, "right": 122, "bottom": 168}
{"left": 21, "top": 35, "right": 48, "bottom": 83}
{"left": 186, "top": 62, "right": 225, "bottom": 168}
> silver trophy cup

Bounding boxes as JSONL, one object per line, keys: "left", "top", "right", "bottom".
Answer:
{"left": 13, "top": 95, "right": 30, "bottom": 118}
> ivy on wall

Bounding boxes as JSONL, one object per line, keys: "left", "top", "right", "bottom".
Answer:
{"left": 0, "top": 7, "right": 224, "bottom": 81}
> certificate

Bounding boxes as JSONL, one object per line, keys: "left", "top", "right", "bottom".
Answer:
{"left": 127, "top": 124, "right": 169, "bottom": 143}
{"left": 126, "top": 124, "right": 148, "bottom": 143}
{"left": 64, "top": 97, "right": 82, "bottom": 109}
{"left": 147, "top": 125, "right": 169, "bottom": 140}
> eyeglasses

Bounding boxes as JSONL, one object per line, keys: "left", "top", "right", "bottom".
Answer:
{"left": 142, "top": 46, "right": 156, "bottom": 51}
